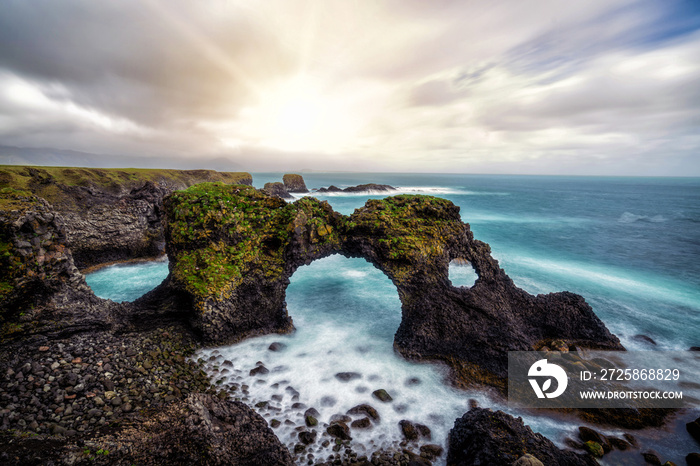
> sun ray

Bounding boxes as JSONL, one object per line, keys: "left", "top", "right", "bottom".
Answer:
{"left": 142, "top": 0, "right": 265, "bottom": 99}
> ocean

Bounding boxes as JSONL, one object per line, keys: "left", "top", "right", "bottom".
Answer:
{"left": 86, "top": 173, "right": 700, "bottom": 464}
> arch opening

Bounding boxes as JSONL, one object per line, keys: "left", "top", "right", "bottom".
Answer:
{"left": 84, "top": 257, "right": 169, "bottom": 303}
{"left": 197, "top": 253, "right": 483, "bottom": 462}
{"left": 449, "top": 258, "right": 478, "bottom": 288}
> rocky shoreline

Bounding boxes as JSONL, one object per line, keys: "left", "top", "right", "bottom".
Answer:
{"left": 1, "top": 168, "right": 699, "bottom": 465}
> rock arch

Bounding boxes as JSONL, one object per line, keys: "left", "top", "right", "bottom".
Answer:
{"left": 161, "top": 183, "right": 622, "bottom": 388}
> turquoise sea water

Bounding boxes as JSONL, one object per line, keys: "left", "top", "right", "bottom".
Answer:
{"left": 86, "top": 174, "right": 700, "bottom": 464}
{"left": 85, "top": 257, "right": 169, "bottom": 303}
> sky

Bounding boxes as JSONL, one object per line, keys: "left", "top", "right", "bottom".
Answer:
{"left": 0, "top": 0, "right": 699, "bottom": 175}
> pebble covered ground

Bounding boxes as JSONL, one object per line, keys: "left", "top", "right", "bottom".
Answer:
{"left": 197, "top": 348, "right": 445, "bottom": 466}
{"left": 0, "top": 324, "right": 216, "bottom": 464}
{"left": 0, "top": 324, "right": 446, "bottom": 465}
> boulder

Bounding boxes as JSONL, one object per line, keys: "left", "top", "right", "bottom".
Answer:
{"left": 282, "top": 174, "right": 308, "bottom": 193}
{"left": 347, "top": 404, "right": 380, "bottom": 422}
{"left": 447, "top": 408, "right": 597, "bottom": 466}
{"left": 372, "top": 389, "right": 393, "bottom": 402}
{"left": 106, "top": 393, "right": 293, "bottom": 465}
{"left": 687, "top": 416, "right": 700, "bottom": 443}
{"left": 263, "top": 182, "right": 293, "bottom": 199}
{"left": 326, "top": 422, "right": 352, "bottom": 441}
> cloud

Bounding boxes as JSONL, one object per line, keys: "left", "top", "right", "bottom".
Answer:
{"left": 0, "top": 0, "right": 698, "bottom": 174}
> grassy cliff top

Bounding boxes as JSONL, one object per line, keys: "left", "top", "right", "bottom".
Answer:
{"left": 0, "top": 165, "right": 251, "bottom": 191}
{"left": 0, "top": 187, "right": 43, "bottom": 213}
{"left": 165, "top": 182, "right": 341, "bottom": 299}
{"left": 0, "top": 165, "right": 252, "bottom": 209}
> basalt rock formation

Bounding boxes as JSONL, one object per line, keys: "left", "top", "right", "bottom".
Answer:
{"left": 263, "top": 181, "right": 294, "bottom": 199}
{"left": 447, "top": 408, "right": 597, "bottom": 465}
{"left": 99, "top": 393, "right": 293, "bottom": 465}
{"left": 316, "top": 183, "right": 396, "bottom": 193}
{"left": 161, "top": 183, "right": 622, "bottom": 388}
{"left": 282, "top": 173, "right": 309, "bottom": 193}
{"left": 0, "top": 166, "right": 252, "bottom": 269}
{"left": 0, "top": 188, "right": 110, "bottom": 339}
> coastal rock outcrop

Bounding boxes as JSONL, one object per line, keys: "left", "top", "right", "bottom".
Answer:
{"left": 0, "top": 166, "right": 252, "bottom": 269}
{"left": 160, "top": 183, "right": 622, "bottom": 388}
{"left": 316, "top": 183, "right": 396, "bottom": 193}
{"left": 283, "top": 173, "right": 308, "bottom": 193}
{"left": 0, "top": 188, "right": 109, "bottom": 338}
{"left": 102, "top": 393, "right": 293, "bottom": 465}
{"left": 263, "top": 181, "right": 294, "bottom": 199}
{"left": 447, "top": 408, "right": 597, "bottom": 465}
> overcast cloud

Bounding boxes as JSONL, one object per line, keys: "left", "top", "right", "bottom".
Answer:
{"left": 0, "top": 0, "right": 699, "bottom": 175}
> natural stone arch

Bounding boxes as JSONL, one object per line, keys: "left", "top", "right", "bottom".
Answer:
{"left": 160, "top": 183, "right": 623, "bottom": 389}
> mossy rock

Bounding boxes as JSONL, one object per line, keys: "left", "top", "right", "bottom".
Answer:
{"left": 583, "top": 440, "right": 604, "bottom": 458}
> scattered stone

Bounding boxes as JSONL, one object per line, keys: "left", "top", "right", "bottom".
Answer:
{"left": 579, "top": 426, "right": 611, "bottom": 453}
{"left": 270, "top": 419, "right": 281, "bottom": 428}
{"left": 633, "top": 334, "right": 657, "bottom": 346}
{"left": 607, "top": 436, "right": 631, "bottom": 451}
{"left": 372, "top": 389, "right": 393, "bottom": 402}
{"left": 326, "top": 422, "right": 352, "bottom": 441}
{"left": 687, "top": 453, "right": 700, "bottom": 466}
{"left": 299, "top": 430, "right": 317, "bottom": 445}
{"left": 330, "top": 414, "right": 352, "bottom": 424}
{"left": 250, "top": 365, "right": 269, "bottom": 376}
{"left": 420, "top": 444, "right": 444, "bottom": 460}
{"left": 350, "top": 418, "right": 371, "bottom": 429}
{"left": 416, "top": 423, "right": 431, "bottom": 440}
{"left": 513, "top": 453, "right": 544, "bottom": 466}
{"left": 623, "top": 433, "right": 639, "bottom": 447}
{"left": 39, "top": 346, "right": 50, "bottom": 352}
{"left": 642, "top": 450, "right": 662, "bottom": 465}
{"left": 320, "top": 396, "right": 336, "bottom": 407}
{"left": 399, "top": 420, "right": 418, "bottom": 441}
{"left": 690, "top": 347, "right": 700, "bottom": 352}
{"left": 583, "top": 441, "right": 604, "bottom": 458}
{"left": 405, "top": 377, "right": 421, "bottom": 386}
{"left": 347, "top": 404, "right": 379, "bottom": 422}
{"left": 687, "top": 416, "right": 700, "bottom": 443}
{"left": 335, "top": 372, "right": 361, "bottom": 382}
{"left": 268, "top": 342, "right": 286, "bottom": 352}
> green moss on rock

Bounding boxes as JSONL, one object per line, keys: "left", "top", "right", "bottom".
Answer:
{"left": 165, "top": 183, "right": 341, "bottom": 301}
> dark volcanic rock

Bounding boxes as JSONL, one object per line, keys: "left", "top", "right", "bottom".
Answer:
{"left": 447, "top": 408, "right": 597, "bottom": 466}
{"left": 1, "top": 167, "right": 253, "bottom": 269}
{"left": 343, "top": 183, "right": 396, "bottom": 193}
{"left": 326, "top": 422, "right": 352, "bottom": 440}
{"left": 106, "top": 393, "right": 293, "bottom": 465}
{"left": 336, "top": 372, "right": 361, "bottom": 382}
{"left": 347, "top": 404, "right": 380, "bottom": 422}
{"left": 372, "top": 388, "right": 393, "bottom": 402}
{"left": 263, "top": 182, "right": 293, "bottom": 199}
{"left": 0, "top": 192, "right": 113, "bottom": 336}
{"left": 688, "top": 453, "right": 700, "bottom": 466}
{"left": 316, "top": 183, "right": 396, "bottom": 193}
{"left": 688, "top": 416, "right": 700, "bottom": 443}
{"left": 160, "top": 187, "right": 622, "bottom": 392}
{"left": 283, "top": 174, "right": 308, "bottom": 193}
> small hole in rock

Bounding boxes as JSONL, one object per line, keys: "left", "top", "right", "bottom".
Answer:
{"left": 449, "top": 258, "right": 478, "bottom": 288}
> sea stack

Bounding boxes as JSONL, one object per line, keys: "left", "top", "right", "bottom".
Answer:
{"left": 283, "top": 173, "right": 309, "bottom": 193}
{"left": 263, "top": 182, "right": 293, "bottom": 199}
